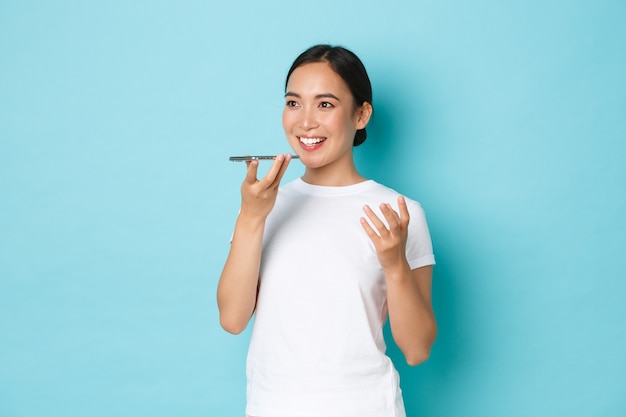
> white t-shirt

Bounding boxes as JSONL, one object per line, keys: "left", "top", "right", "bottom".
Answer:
{"left": 245, "top": 178, "right": 435, "bottom": 417}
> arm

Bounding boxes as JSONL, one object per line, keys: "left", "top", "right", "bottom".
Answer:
{"left": 385, "top": 264, "right": 436, "bottom": 366}
{"left": 361, "top": 197, "right": 437, "bottom": 365}
{"left": 217, "top": 154, "right": 292, "bottom": 334}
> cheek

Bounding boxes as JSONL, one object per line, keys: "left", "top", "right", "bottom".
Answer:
{"left": 282, "top": 109, "right": 295, "bottom": 130}
{"left": 329, "top": 111, "right": 356, "bottom": 132}
{"left": 318, "top": 112, "right": 342, "bottom": 128}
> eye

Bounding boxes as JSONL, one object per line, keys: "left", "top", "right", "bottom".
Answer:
{"left": 285, "top": 100, "right": 299, "bottom": 108}
{"left": 319, "top": 101, "right": 334, "bottom": 108}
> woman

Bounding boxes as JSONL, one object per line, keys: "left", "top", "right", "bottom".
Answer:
{"left": 217, "top": 44, "right": 437, "bottom": 417}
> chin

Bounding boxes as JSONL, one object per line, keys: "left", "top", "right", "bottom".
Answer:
{"left": 298, "top": 156, "right": 322, "bottom": 168}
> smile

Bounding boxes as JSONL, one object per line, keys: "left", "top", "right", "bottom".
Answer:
{"left": 299, "top": 137, "right": 326, "bottom": 146}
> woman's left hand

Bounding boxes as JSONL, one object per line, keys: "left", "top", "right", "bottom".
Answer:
{"left": 360, "top": 196, "right": 410, "bottom": 272}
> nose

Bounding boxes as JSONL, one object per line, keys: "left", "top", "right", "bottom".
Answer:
{"left": 299, "top": 106, "right": 318, "bottom": 130}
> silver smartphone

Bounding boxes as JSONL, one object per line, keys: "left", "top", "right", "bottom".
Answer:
{"left": 229, "top": 155, "right": 300, "bottom": 162}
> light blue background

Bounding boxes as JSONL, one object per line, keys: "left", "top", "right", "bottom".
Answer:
{"left": 1, "top": 1, "right": 625, "bottom": 416}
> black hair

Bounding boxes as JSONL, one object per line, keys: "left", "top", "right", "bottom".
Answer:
{"left": 285, "top": 44, "right": 373, "bottom": 146}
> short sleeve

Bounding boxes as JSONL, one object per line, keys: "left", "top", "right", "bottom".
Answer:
{"left": 405, "top": 200, "right": 435, "bottom": 269}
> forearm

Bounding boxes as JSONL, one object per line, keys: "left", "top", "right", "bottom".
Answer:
{"left": 385, "top": 264, "right": 437, "bottom": 366}
{"left": 217, "top": 155, "right": 291, "bottom": 334}
{"left": 217, "top": 214, "right": 266, "bottom": 334}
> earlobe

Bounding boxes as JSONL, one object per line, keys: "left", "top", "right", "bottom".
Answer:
{"left": 356, "top": 102, "right": 373, "bottom": 129}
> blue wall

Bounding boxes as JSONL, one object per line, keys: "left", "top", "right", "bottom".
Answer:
{"left": 1, "top": 1, "right": 624, "bottom": 416}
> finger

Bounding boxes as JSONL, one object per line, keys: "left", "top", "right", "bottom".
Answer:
{"left": 269, "top": 153, "right": 291, "bottom": 189}
{"left": 363, "top": 205, "right": 390, "bottom": 236}
{"left": 244, "top": 159, "right": 259, "bottom": 184}
{"left": 360, "top": 216, "right": 380, "bottom": 240}
{"left": 258, "top": 154, "right": 286, "bottom": 188}
{"left": 397, "top": 196, "right": 411, "bottom": 227}
{"left": 379, "top": 203, "right": 401, "bottom": 231}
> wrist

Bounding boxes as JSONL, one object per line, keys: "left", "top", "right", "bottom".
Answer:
{"left": 235, "top": 211, "right": 267, "bottom": 232}
{"left": 383, "top": 260, "right": 412, "bottom": 284}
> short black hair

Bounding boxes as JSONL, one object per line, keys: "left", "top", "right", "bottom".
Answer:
{"left": 285, "top": 44, "right": 373, "bottom": 146}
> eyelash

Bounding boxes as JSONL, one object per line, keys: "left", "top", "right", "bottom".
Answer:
{"left": 285, "top": 100, "right": 334, "bottom": 109}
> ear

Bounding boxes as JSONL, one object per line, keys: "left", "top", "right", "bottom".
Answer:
{"left": 355, "top": 102, "right": 373, "bottom": 130}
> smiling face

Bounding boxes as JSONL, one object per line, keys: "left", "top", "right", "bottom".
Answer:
{"left": 282, "top": 62, "right": 372, "bottom": 185}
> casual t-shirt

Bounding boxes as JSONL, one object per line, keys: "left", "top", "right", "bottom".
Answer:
{"left": 245, "top": 178, "right": 435, "bottom": 417}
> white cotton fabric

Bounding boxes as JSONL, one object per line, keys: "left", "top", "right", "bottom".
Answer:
{"left": 245, "top": 178, "right": 435, "bottom": 417}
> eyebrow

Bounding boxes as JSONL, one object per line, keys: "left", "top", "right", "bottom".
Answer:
{"left": 284, "top": 91, "right": 341, "bottom": 101}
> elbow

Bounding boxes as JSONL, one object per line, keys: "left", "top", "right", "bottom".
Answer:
{"left": 216, "top": 295, "right": 254, "bottom": 334}
{"left": 405, "top": 346, "right": 432, "bottom": 366}
{"left": 219, "top": 314, "right": 249, "bottom": 335}
{"left": 404, "top": 325, "right": 437, "bottom": 367}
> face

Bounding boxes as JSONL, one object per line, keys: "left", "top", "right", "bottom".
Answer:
{"left": 282, "top": 62, "right": 371, "bottom": 175}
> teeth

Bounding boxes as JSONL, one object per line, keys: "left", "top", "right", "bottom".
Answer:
{"left": 299, "top": 137, "right": 325, "bottom": 146}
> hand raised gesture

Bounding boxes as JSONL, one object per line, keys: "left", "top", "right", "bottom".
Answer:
{"left": 360, "top": 196, "right": 410, "bottom": 272}
{"left": 240, "top": 154, "right": 292, "bottom": 221}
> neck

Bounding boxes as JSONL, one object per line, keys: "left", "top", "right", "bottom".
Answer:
{"left": 301, "top": 164, "right": 366, "bottom": 186}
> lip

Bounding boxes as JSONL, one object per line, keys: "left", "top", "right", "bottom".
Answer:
{"left": 298, "top": 136, "right": 326, "bottom": 150}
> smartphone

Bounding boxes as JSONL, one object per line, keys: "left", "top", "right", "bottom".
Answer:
{"left": 229, "top": 155, "right": 300, "bottom": 162}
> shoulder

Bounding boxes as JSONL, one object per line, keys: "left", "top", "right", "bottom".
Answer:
{"left": 278, "top": 178, "right": 300, "bottom": 191}
{"left": 276, "top": 178, "right": 302, "bottom": 198}
{"left": 366, "top": 181, "right": 425, "bottom": 211}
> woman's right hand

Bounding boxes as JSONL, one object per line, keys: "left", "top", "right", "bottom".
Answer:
{"left": 239, "top": 153, "right": 292, "bottom": 221}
